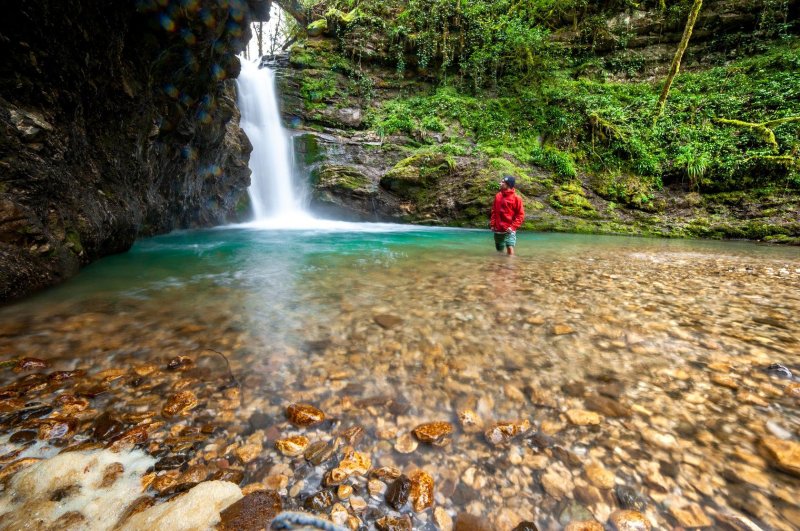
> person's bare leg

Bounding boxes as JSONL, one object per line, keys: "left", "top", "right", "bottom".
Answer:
{"left": 507, "top": 246, "right": 515, "bottom": 256}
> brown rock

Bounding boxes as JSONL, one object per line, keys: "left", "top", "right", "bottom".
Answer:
{"left": 218, "top": 490, "right": 282, "bottom": 531}
{"left": 177, "top": 464, "right": 208, "bottom": 486}
{"left": 338, "top": 447, "right": 371, "bottom": 476}
{"left": 54, "top": 394, "right": 89, "bottom": 414}
{"left": 394, "top": 433, "right": 418, "bottom": 454}
{"left": 152, "top": 470, "right": 179, "bottom": 493}
{"left": 609, "top": 510, "right": 651, "bottom": 531}
{"left": 37, "top": 417, "right": 76, "bottom": 440}
{"left": 166, "top": 356, "right": 194, "bottom": 371}
{"left": 785, "top": 382, "right": 800, "bottom": 398}
{"left": 48, "top": 370, "right": 84, "bottom": 382}
{"left": 737, "top": 391, "right": 769, "bottom": 407}
{"left": 161, "top": 391, "right": 198, "bottom": 418}
{"left": 304, "top": 440, "right": 336, "bottom": 465}
{"left": 376, "top": 515, "right": 412, "bottom": 531}
{"left": 323, "top": 468, "right": 348, "bottom": 487}
{"left": 715, "top": 510, "right": 768, "bottom": 531}
{"left": 13, "top": 358, "right": 49, "bottom": 372}
{"left": 435, "top": 507, "right": 454, "bottom": 531}
{"left": 484, "top": 419, "right": 531, "bottom": 446}
{"left": 552, "top": 324, "right": 575, "bottom": 335}
{"left": 339, "top": 425, "right": 365, "bottom": 445}
{"left": 574, "top": 485, "right": 603, "bottom": 506}
{"left": 0, "top": 458, "right": 40, "bottom": 482}
{"left": 386, "top": 475, "right": 411, "bottom": 510}
{"left": 585, "top": 462, "right": 616, "bottom": 489}
{"left": 711, "top": 373, "right": 739, "bottom": 390}
{"left": 541, "top": 463, "right": 573, "bottom": 501}
{"left": 374, "top": 314, "right": 404, "bottom": 329}
{"left": 457, "top": 409, "right": 482, "bottom": 432}
{"left": 51, "top": 512, "right": 86, "bottom": 527}
{"left": 413, "top": 421, "right": 454, "bottom": 443}
{"left": 235, "top": 443, "right": 262, "bottom": 464}
{"left": 286, "top": 403, "right": 325, "bottom": 427}
{"left": 371, "top": 466, "right": 402, "bottom": 481}
{"left": 454, "top": 513, "right": 492, "bottom": 531}
{"left": 529, "top": 387, "right": 557, "bottom": 408}
{"left": 275, "top": 435, "right": 310, "bottom": 457}
{"left": 304, "top": 489, "right": 335, "bottom": 511}
{"left": 566, "top": 409, "right": 602, "bottom": 426}
{"left": 565, "top": 522, "right": 604, "bottom": 531}
{"left": 109, "top": 426, "right": 149, "bottom": 448}
{"left": 668, "top": 503, "right": 712, "bottom": 528}
{"left": 583, "top": 394, "right": 631, "bottom": 417}
{"left": 213, "top": 468, "right": 245, "bottom": 484}
{"left": 758, "top": 436, "right": 800, "bottom": 477}
{"left": 337, "top": 484, "right": 353, "bottom": 500}
{"left": 409, "top": 469, "right": 434, "bottom": 512}
{"left": 98, "top": 462, "right": 125, "bottom": 488}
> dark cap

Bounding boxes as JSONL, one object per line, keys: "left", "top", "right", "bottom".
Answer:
{"left": 501, "top": 175, "right": 516, "bottom": 188}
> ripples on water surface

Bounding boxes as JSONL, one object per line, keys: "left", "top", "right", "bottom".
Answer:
{"left": 1, "top": 227, "right": 799, "bottom": 530}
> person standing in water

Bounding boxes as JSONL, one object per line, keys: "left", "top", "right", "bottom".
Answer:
{"left": 490, "top": 175, "right": 525, "bottom": 255}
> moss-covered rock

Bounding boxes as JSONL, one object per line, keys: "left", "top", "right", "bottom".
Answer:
{"left": 307, "top": 18, "right": 329, "bottom": 37}
{"left": 380, "top": 153, "right": 454, "bottom": 198}
{"left": 550, "top": 182, "right": 598, "bottom": 218}
{"left": 315, "top": 165, "right": 376, "bottom": 196}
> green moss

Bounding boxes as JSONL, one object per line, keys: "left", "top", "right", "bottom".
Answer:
{"left": 65, "top": 230, "right": 83, "bottom": 254}
{"left": 316, "top": 165, "right": 375, "bottom": 194}
{"left": 307, "top": 18, "right": 328, "bottom": 36}
{"left": 591, "top": 171, "right": 655, "bottom": 208}
{"left": 383, "top": 164, "right": 420, "bottom": 182}
{"left": 550, "top": 181, "right": 597, "bottom": 218}
{"left": 380, "top": 152, "right": 454, "bottom": 198}
{"left": 300, "top": 72, "right": 338, "bottom": 105}
{"left": 294, "top": 134, "right": 324, "bottom": 166}
{"left": 764, "top": 234, "right": 800, "bottom": 245}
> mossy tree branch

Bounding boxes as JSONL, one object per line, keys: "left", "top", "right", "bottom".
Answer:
{"left": 654, "top": 0, "right": 703, "bottom": 124}
{"left": 713, "top": 116, "right": 800, "bottom": 153}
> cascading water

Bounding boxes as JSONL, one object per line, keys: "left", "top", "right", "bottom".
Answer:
{"left": 235, "top": 57, "right": 406, "bottom": 232}
{"left": 236, "top": 58, "right": 312, "bottom": 225}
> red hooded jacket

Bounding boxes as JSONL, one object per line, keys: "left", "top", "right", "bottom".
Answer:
{"left": 490, "top": 188, "right": 525, "bottom": 232}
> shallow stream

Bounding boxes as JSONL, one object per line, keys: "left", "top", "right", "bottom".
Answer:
{"left": 1, "top": 226, "right": 799, "bottom": 530}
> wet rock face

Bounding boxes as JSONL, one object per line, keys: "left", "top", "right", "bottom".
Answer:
{"left": 0, "top": 0, "right": 270, "bottom": 301}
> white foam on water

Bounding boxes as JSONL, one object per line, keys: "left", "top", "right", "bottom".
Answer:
{"left": 0, "top": 448, "right": 155, "bottom": 530}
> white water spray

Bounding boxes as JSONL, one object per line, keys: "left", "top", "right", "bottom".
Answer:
{"left": 236, "top": 58, "right": 312, "bottom": 225}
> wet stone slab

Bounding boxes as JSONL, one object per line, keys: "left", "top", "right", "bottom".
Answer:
{"left": 0, "top": 236, "right": 798, "bottom": 530}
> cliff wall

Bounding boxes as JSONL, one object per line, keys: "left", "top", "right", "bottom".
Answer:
{"left": 0, "top": 0, "right": 270, "bottom": 301}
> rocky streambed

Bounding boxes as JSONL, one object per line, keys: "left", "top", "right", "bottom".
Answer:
{"left": 0, "top": 229, "right": 798, "bottom": 530}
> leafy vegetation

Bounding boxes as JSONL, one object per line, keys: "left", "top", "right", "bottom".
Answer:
{"left": 368, "top": 41, "right": 799, "bottom": 201}
{"left": 283, "top": 0, "right": 799, "bottom": 237}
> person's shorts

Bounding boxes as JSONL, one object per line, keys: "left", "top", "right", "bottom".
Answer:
{"left": 494, "top": 231, "right": 516, "bottom": 250}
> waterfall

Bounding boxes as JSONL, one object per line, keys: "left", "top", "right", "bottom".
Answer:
{"left": 236, "top": 58, "right": 311, "bottom": 225}
{"left": 234, "top": 57, "right": 401, "bottom": 232}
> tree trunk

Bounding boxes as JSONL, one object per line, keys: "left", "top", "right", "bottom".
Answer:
{"left": 275, "top": 0, "right": 307, "bottom": 27}
{"left": 269, "top": 9, "right": 283, "bottom": 56}
{"left": 654, "top": 0, "right": 703, "bottom": 124}
{"left": 257, "top": 21, "right": 264, "bottom": 58}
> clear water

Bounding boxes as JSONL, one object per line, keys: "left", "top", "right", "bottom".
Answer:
{"left": 2, "top": 228, "right": 799, "bottom": 529}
